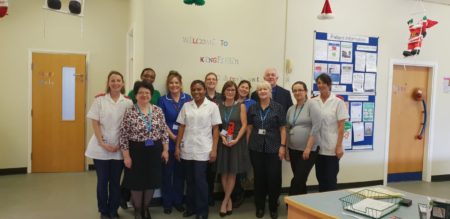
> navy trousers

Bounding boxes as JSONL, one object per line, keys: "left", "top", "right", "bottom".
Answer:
{"left": 183, "top": 159, "right": 209, "bottom": 218}
{"left": 161, "top": 151, "right": 185, "bottom": 209}
{"left": 93, "top": 159, "right": 123, "bottom": 216}
{"left": 315, "top": 154, "right": 340, "bottom": 192}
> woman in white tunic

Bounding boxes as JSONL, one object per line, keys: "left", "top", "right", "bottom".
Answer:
{"left": 312, "top": 73, "right": 349, "bottom": 192}
{"left": 175, "top": 80, "right": 222, "bottom": 219}
{"left": 85, "top": 71, "right": 133, "bottom": 219}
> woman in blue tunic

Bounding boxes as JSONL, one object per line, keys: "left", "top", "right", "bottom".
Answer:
{"left": 158, "top": 71, "right": 191, "bottom": 214}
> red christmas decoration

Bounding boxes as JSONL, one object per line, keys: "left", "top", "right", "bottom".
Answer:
{"left": 317, "top": 0, "right": 333, "bottom": 19}
{"left": 0, "top": 0, "right": 8, "bottom": 18}
{"left": 403, "top": 16, "right": 438, "bottom": 57}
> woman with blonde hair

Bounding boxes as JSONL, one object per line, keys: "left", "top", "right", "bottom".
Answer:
{"left": 158, "top": 71, "right": 192, "bottom": 214}
{"left": 85, "top": 71, "right": 132, "bottom": 219}
{"left": 247, "top": 81, "right": 287, "bottom": 219}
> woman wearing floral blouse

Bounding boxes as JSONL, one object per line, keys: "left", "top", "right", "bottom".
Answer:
{"left": 119, "top": 81, "right": 169, "bottom": 219}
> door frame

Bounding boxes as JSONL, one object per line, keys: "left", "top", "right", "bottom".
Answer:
{"left": 383, "top": 59, "right": 438, "bottom": 184}
{"left": 27, "top": 49, "right": 90, "bottom": 173}
{"left": 126, "top": 27, "right": 135, "bottom": 90}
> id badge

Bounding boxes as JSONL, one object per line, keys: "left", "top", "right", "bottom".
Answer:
{"left": 220, "top": 129, "right": 228, "bottom": 136}
{"left": 145, "top": 139, "right": 154, "bottom": 147}
{"left": 172, "top": 124, "right": 179, "bottom": 130}
{"left": 258, "top": 129, "right": 266, "bottom": 135}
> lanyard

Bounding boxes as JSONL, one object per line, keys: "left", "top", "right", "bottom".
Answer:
{"left": 222, "top": 104, "right": 235, "bottom": 124}
{"left": 172, "top": 100, "right": 181, "bottom": 113}
{"left": 170, "top": 93, "right": 184, "bottom": 113}
{"left": 136, "top": 104, "right": 152, "bottom": 132}
{"left": 291, "top": 103, "right": 305, "bottom": 126}
{"left": 259, "top": 108, "right": 271, "bottom": 128}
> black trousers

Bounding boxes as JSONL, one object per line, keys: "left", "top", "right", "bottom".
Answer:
{"left": 288, "top": 148, "right": 317, "bottom": 195}
{"left": 315, "top": 154, "right": 340, "bottom": 192}
{"left": 249, "top": 150, "right": 281, "bottom": 211}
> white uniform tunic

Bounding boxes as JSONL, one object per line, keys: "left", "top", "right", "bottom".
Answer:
{"left": 176, "top": 98, "right": 222, "bottom": 161}
{"left": 85, "top": 93, "right": 133, "bottom": 160}
{"left": 312, "top": 94, "right": 349, "bottom": 156}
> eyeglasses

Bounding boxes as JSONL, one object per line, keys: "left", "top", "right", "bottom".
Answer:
{"left": 225, "top": 89, "right": 236, "bottom": 93}
{"left": 137, "top": 91, "right": 151, "bottom": 95}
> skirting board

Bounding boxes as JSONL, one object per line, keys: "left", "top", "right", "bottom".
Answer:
{"left": 0, "top": 167, "right": 27, "bottom": 175}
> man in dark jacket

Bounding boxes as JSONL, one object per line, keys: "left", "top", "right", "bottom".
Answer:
{"left": 251, "top": 68, "right": 293, "bottom": 113}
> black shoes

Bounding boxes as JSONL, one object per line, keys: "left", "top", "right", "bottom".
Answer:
{"left": 100, "top": 213, "right": 111, "bottom": 219}
{"left": 174, "top": 204, "right": 185, "bottom": 212}
{"left": 134, "top": 209, "right": 142, "bottom": 219}
{"left": 110, "top": 212, "right": 119, "bottom": 219}
{"left": 143, "top": 208, "right": 152, "bottom": 219}
{"left": 256, "top": 209, "right": 265, "bottom": 218}
{"left": 183, "top": 210, "right": 195, "bottom": 217}
{"left": 232, "top": 194, "right": 245, "bottom": 208}
{"left": 119, "top": 199, "right": 128, "bottom": 209}
{"left": 163, "top": 208, "right": 172, "bottom": 214}
{"left": 270, "top": 210, "right": 278, "bottom": 219}
{"left": 219, "top": 211, "right": 227, "bottom": 217}
{"left": 208, "top": 199, "right": 215, "bottom": 207}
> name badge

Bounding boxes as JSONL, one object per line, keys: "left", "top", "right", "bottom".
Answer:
{"left": 289, "top": 129, "right": 294, "bottom": 135}
{"left": 220, "top": 129, "right": 228, "bottom": 136}
{"left": 145, "top": 139, "right": 154, "bottom": 147}
{"left": 258, "top": 129, "right": 266, "bottom": 135}
{"left": 172, "top": 124, "right": 179, "bottom": 130}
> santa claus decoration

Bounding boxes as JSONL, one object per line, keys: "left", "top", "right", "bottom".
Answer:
{"left": 0, "top": 0, "right": 8, "bottom": 18}
{"left": 403, "top": 16, "right": 438, "bottom": 57}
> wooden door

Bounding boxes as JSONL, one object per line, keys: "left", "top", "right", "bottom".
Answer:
{"left": 32, "top": 53, "right": 86, "bottom": 172}
{"left": 388, "top": 65, "right": 429, "bottom": 182}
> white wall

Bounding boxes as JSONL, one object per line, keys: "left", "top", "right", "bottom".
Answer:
{"left": 0, "top": 0, "right": 129, "bottom": 169}
{"left": 285, "top": 0, "right": 450, "bottom": 184}
{"left": 142, "top": 0, "right": 287, "bottom": 94}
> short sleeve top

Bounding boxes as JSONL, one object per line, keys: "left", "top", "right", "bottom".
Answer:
{"left": 312, "top": 94, "right": 349, "bottom": 156}
{"left": 176, "top": 98, "right": 222, "bottom": 161}
{"left": 247, "top": 100, "right": 287, "bottom": 153}
{"left": 286, "top": 100, "right": 322, "bottom": 151}
{"left": 85, "top": 93, "right": 133, "bottom": 160}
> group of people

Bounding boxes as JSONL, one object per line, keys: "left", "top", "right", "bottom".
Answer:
{"left": 84, "top": 67, "right": 349, "bottom": 219}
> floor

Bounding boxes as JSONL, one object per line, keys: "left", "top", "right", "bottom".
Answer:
{"left": 0, "top": 171, "right": 448, "bottom": 219}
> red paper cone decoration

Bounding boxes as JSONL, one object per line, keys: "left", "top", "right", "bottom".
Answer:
{"left": 0, "top": 0, "right": 8, "bottom": 18}
{"left": 317, "top": 0, "right": 334, "bottom": 19}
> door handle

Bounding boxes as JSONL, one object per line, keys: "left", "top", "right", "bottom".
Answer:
{"left": 413, "top": 88, "right": 427, "bottom": 140}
